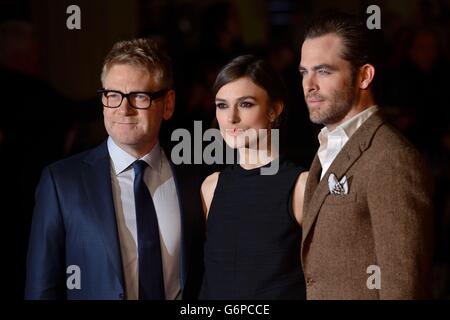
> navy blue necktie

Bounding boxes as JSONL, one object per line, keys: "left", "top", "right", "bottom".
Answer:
{"left": 132, "top": 160, "right": 165, "bottom": 300}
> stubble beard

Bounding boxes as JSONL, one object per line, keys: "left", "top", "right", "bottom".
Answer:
{"left": 307, "top": 85, "right": 355, "bottom": 126}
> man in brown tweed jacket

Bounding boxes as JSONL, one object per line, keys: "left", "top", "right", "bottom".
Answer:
{"left": 298, "top": 12, "right": 433, "bottom": 299}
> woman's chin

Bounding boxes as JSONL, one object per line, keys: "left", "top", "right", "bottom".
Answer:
{"left": 223, "top": 139, "right": 241, "bottom": 149}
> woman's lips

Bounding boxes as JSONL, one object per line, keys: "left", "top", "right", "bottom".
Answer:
{"left": 225, "top": 128, "right": 245, "bottom": 137}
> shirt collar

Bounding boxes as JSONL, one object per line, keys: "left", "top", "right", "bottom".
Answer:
{"left": 107, "top": 136, "right": 163, "bottom": 175}
{"left": 318, "top": 105, "right": 379, "bottom": 145}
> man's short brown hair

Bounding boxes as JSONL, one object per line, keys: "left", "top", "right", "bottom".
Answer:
{"left": 304, "top": 11, "right": 376, "bottom": 83}
{"left": 101, "top": 38, "right": 173, "bottom": 89}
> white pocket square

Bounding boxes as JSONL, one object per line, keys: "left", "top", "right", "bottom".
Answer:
{"left": 328, "top": 173, "right": 349, "bottom": 195}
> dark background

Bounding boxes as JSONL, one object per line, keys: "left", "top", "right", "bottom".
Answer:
{"left": 0, "top": 0, "right": 448, "bottom": 300}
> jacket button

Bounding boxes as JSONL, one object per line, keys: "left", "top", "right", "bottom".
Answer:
{"left": 119, "top": 293, "right": 125, "bottom": 300}
{"left": 306, "top": 278, "right": 314, "bottom": 286}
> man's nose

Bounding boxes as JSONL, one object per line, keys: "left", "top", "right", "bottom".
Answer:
{"left": 117, "top": 95, "right": 134, "bottom": 115}
{"left": 303, "top": 74, "right": 319, "bottom": 93}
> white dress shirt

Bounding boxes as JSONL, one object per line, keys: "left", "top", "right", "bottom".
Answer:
{"left": 318, "top": 106, "right": 378, "bottom": 180}
{"left": 107, "top": 137, "right": 181, "bottom": 300}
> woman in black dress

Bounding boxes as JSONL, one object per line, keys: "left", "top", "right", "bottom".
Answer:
{"left": 200, "top": 55, "right": 308, "bottom": 299}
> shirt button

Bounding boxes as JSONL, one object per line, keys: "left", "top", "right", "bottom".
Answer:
{"left": 306, "top": 278, "right": 314, "bottom": 286}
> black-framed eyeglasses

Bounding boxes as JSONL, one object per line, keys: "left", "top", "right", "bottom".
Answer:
{"left": 97, "top": 88, "right": 169, "bottom": 109}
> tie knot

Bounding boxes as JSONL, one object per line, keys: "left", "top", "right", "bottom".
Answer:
{"left": 133, "top": 160, "right": 148, "bottom": 176}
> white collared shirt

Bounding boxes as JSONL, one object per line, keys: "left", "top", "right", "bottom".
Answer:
{"left": 318, "top": 106, "right": 378, "bottom": 180}
{"left": 107, "top": 137, "right": 181, "bottom": 300}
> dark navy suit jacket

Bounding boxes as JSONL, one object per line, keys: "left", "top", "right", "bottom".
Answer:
{"left": 25, "top": 141, "right": 205, "bottom": 300}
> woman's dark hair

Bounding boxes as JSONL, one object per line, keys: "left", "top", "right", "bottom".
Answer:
{"left": 213, "top": 54, "right": 288, "bottom": 128}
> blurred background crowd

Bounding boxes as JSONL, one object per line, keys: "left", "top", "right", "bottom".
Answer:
{"left": 0, "top": 0, "right": 449, "bottom": 299}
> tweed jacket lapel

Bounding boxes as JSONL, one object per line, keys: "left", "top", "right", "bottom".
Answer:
{"left": 301, "top": 112, "right": 385, "bottom": 249}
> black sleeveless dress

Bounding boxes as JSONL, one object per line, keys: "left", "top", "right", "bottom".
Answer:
{"left": 200, "top": 157, "right": 306, "bottom": 299}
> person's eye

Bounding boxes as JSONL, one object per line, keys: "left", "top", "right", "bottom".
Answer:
{"left": 239, "top": 101, "right": 253, "bottom": 108}
{"left": 135, "top": 94, "right": 150, "bottom": 101}
{"left": 106, "top": 92, "right": 121, "bottom": 99}
{"left": 216, "top": 103, "right": 227, "bottom": 109}
{"left": 318, "top": 69, "right": 331, "bottom": 75}
{"left": 299, "top": 70, "right": 307, "bottom": 77}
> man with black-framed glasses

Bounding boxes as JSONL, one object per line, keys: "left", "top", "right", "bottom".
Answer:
{"left": 25, "top": 38, "right": 205, "bottom": 300}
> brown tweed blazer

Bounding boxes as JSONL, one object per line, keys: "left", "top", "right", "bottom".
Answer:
{"left": 301, "top": 111, "right": 434, "bottom": 300}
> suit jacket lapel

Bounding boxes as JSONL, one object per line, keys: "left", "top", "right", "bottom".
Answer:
{"left": 302, "top": 112, "right": 385, "bottom": 248}
{"left": 82, "top": 141, "right": 124, "bottom": 287}
{"left": 304, "top": 153, "right": 321, "bottom": 213}
{"left": 166, "top": 158, "right": 190, "bottom": 292}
